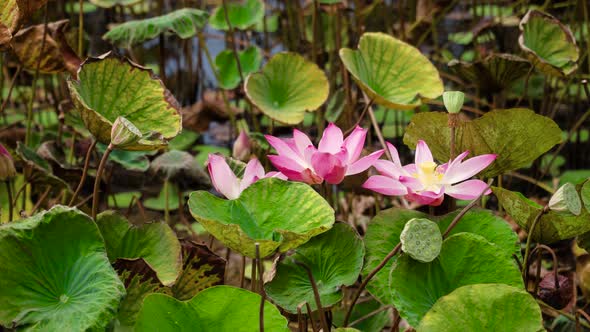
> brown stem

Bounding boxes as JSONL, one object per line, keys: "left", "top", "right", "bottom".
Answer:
{"left": 348, "top": 305, "right": 392, "bottom": 328}
{"left": 306, "top": 303, "right": 318, "bottom": 332}
{"left": 0, "top": 67, "right": 21, "bottom": 123}
{"left": 31, "top": 186, "right": 51, "bottom": 213}
{"left": 91, "top": 143, "right": 114, "bottom": 219}
{"left": 522, "top": 205, "right": 549, "bottom": 278}
{"left": 251, "top": 256, "right": 258, "bottom": 292}
{"left": 442, "top": 179, "right": 494, "bottom": 238}
{"left": 295, "top": 260, "right": 329, "bottom": 332}
{"left": 69, "top": 140, "right": 97, "bottom": 206}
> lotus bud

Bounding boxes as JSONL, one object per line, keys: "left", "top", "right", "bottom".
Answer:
{"left": 232, "top": 130, "right": 251, "bottom": 161}
{"left": 399, "top": 218, "right": 442, "bottom": 263}
{"left": 111, "top": 116, "right": 142, "bottom": 148}
{"left": 443, "top": 91, "right": 465, "bottom": 114}
{"left": 548, "top": 182, "right": 582, "bottom": 216}
{"left": 0, "top": 144, "right": 16, "bottom": 181}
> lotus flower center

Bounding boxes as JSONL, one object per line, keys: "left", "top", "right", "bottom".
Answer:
{"left": 415, "top": 161, "right": 443, "bottom": 190}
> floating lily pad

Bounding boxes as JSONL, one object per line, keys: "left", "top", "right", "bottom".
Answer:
{"left": 209, "top": 0, "right": 264, "bottom": 31}
{"left": 104, "top": 8, "right": 208, "bottom": 47}
{"left": 245, "top": 52, "right": 329, "bottom": 124}
{"left": 404, "top": 108, "right": 561, "bottom": 178}
{"left": 364, "top": 208, "right": 518, "bottom": 305}
{"left": 448, "top": 54, "right": 530, "bottom": 94}
{"left": 215, "top": 46, "right": 262, "bottom": 90}
{"left": 340, "top": 32, "right": 443, "bottom": 109}
{"left": 135, "top": 286, "right": 289, "bottom": 331}
{"left": 417, "top": 284, "right": 543, "bottom": 332}
{"left": 188, "top": 177, "right": 334, "bottom": 258}
{"left": 494, "top": 186, "right": 590, "bottom": 243}
{"left": 96, "top": 211, "right": 182, "bottom": 286}
{"left": 67, "top": 52, "right": 182, "bottom": 151}
{"left": 400, "top": 218, "right": 442, "bottom": 263}
{"left": 391, "top": 233, "right": 523, "bottom": 326}
{"left": 12, "top": 19, "right": 80, "bottom": 75}
{"left": 0, "top": 206, "right": 125, "bottom": 330}
{"left": 264, "top": 223, "right": 364, "bottom": 312}
{"left": 519, "top": 10, "right": 579, "bottom": 77}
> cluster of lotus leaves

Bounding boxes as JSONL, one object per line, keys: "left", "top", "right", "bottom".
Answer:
{"left": 188, "top": 178, "right": 335, "bottom": 258}
{"left": 67, "top": 52, "right": 182, "bottom": 151}
{"left": 339, "top": 32, "right": 443, "bottom": 109}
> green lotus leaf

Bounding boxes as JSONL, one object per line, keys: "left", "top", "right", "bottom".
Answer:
{"left": 417, "top": 284, "right": 543, "bottom": 332}
{"left": 209, "top": 0, "right": 264, "bottom": 31}
{"left": 97, "top": 142, "right": 154, "bottom": 172}
{"left": 103, "top": 8, "right": 208, "bottom": 47}
{"left": 264, "top": 223, "right": 364, "bottom": 312}
{"left": 252, "top": 13, "right": 278, "bottom": 32}
{"left": 168, "top": 130, "right": 199, "bottom": 151}
{"left": 67, "top": 52, "right": 182, "bottom": 151}
{"left": 332, "top": 298, "right": 391, "bottom": 331}
{"left": 16, "top": 142, "right": 71, "bottom": 194}
{"left": 245, "top": 52, "right": 329, "bottom": 124}
{"left": 0, "top": 206, "right": 125, "bottom": 330}
{"left": 116, "top": 270, "right": 166, "bottom": 328}
{"left": 519, "top": 10, "right": 579, "bottom": 77}
{"left": 143, "top": 183, "right": 180, "bottom": 211}
{"left": 151, "top": 150, "right": 203, "bottom": 179}
{"left": 96, "top": 210, "right": 182, "bottom": 286}
{"left": 215, "top": 46, "right": 262, "bottom": 90}
{"left": 339, "top": 32, "right": 443, "bottom": 109}
{"left": 364, "top": 208, "right": 518, "bottom": 305}
{"left": 403, "top": 108, "right": 562, "bottom": 178}
{"left": 448, "top": 54, "right": 530, "bottom": 94}
{"left": 579, "top": 178, "right": 590, "bottom": 213}
{"left": 494, "top": 186, "right": 590, "bottom": 243}
{"left": 391, "top": 233, "right": 523, "bottom": 326}
{"left": 89, "top": 0, "right": 140, "bottom": 8}
{"left": 188, "top": 177, "right": 334, "bottom": 258}
{"left": 135, "top": 286, "right": 289, "bottom": 331}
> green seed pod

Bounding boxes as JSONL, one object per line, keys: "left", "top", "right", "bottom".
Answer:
{"left": 549, "top": 182, "right": 582, "bottom": 216}
{"left": 400, "top": 218, "right": 443, "bottom": 263}
{"left": 442, "top": 91, "right": 465, "bottom": 114}
{"left": 0, "top": 144, "right": 16, "bottom": 181}
{"left": 110, "top": 116, "right": 142, "bottom": 148}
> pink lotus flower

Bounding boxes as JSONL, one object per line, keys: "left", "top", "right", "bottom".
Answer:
{"left": 207, "top": 154, "right": 286, "bottom": 200}
{"left": 363, "top": 140, "right": 496, "bottom": 206}
{"left": 265, "top": 123, "right": 384, "bottom": 185}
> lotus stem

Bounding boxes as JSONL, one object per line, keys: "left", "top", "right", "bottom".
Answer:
{"left": 5, "top": 181, "right": 13, "bottom": 222}
{"left": 240, "top": 256, "right": 246, "bottom": 288}
{"left": 0, "top": 66, "right": 21, "bottom": 125}
{"left": 69, "top": 140, "right": 97, "bottom": 206}
{"left": 294, "top": 260, "right": 329, "bottom": 332}
{"left": 442, "top": 179, "right": 494, "bottom": 238}
{"left": 251, "top": 256, "right": 257, "bottom": 293}
{"left": 32, "top": 186, "right": 51, "bottom": 214}
{"left": 25, "top": 3, "right": 49, "bottom": 147}
{"left": 256, "top": 243, "right": 265, "bottom": 332}
{"left": 522, "top": 205, "right": 549, "bottom": 279}
{"left": 92, "top": 143, "right": 114, "bottom": 219}
{"left": 305, "top": 303, "right": 318, "bottom": 332}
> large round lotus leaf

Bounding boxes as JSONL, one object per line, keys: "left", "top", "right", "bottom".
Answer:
{"left": 215, "top": 46, "right": 262, "bottom": 90}
{"left": 209, "top": 0, "right": 264, "bottom": 31}
{"left": 390, "top": 233, "right": 523, "bottom": 326}
{"left": 103, "top": 8, "right": 208, "bottom": 47}
{"left": 96, "top": 211, "right": 182, "bottom": 286}
{"left": 494, "top": 186, "right": 590, "bottom": 243}
{"left": 448, "top": 54, "right": 530, "bottom": 94}
{"left": 135, "top": 286, "right": 289, "bottom": 331}
{"left": 339, "top": 32, "right": 443, "bottom": 109}
{"left": 364, "top": 208, "right": 518, "bottom": 305}
{"left": 67, "top": 52, "right": 182, "bottom": 151}
{"left": 0, "top": 205, "right": 125, "bottom": 330}
{"left": 417, "top": 284, "right": 544, "bottom": 332}
{"left": 404, "top": 108, "right": 561, "bottom": 178}
{"left": 188, "top": 178, "right": 334, "bottom": 258}
{"left": 519, "top": 10, "right": 579, "bottom": 77}
{"left": 264, "top": 223, "right": 364, "bottom": 313}
{"left": 245, "top": 52, "right": 329, "bottom": 124}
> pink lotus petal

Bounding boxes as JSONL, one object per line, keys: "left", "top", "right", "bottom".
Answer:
{"left": 403, "top": 164, "right": 418, "bottom": 175}
{"left": 405, "top": 190, "right": 444, "bottom": 206}
{"left": 374, "top": 160, "right": 402, "bottom": 178}
{"left": 318, "top": 123, "right": 344, "bottom": 154}
{"left": 240, "top": 158, "right": 266, "bottom": 190}
{"left": 445, "top": 179, "right": 491, "bottom": 200}
{"left": 399, "top": 175, "right": 424, "bottom": 191}
{"left": 265, "top": 135, "right": 307, "bottom": 168}
{"left": 346, "top": 149, "right": 384, "bottom": 175}
{"left": 415, "top": 140, "right": 434, "bottom": 165}
{"left": 443, "top": 154, "right": 497, "bottom": 183}
{"left": 362, "top": 175, "right": 408, "bottom": 196}
{"left": 265, "top": 171, "right": 288, "bottom": 180}
{"left": 207, "top": 154, "right": 240, "bottom": 200}
{"left": 343, "top": 126, "right": 367, "bottom": 163}
{"left": 386, "top": 142, "right": 402, "bottom": 166}
{"left": 268, "top": 155, "right": 305, "bottom": 173}
{"left": 293, "top": 129, "right": 314, "bottom": 153}
{"left": 269, "top": 155, "right": 321, "bottom": 184}
{"left": 311, "top": 151, "right": 347, "bottom": 184}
